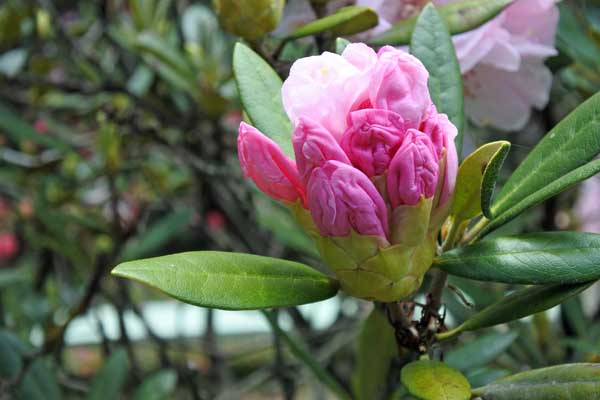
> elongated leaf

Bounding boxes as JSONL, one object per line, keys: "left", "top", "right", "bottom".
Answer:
{"left": 112, "top": 251, "right": 339, "bottom": 310}
{"left": 262, "top": 310, "right": 351, "bottom": 400}
{"left": 410, "top": 4, "right": 464, "bottom": 154}
{"left": 370, "top": 0, "right": 513, "bottom": 46}
{"left": 439, "top": 283, "right": 591, "bottom": 339}
{"left": 120, "top": 208, "right": 193, "bottom": 261}
{"left": 451, "top": 141, "right": 510, "bottom": 220}
{"left": 401, "top": 360, "right": 471, "bottom": 400}
{"left": 133, "top": 370, "right": 177, "bottom": 400}
{"left": 233, "top": 42, "right": 293, "bottom": 157}
{"left": 479, "top": 159, "right": 600, "bottom": 238}
{"left": 485, "top": 92, "right": 600, "bottom": 234}
{"left": 445, "top": 331, "right": 518, "bottom": 371}
{"left": 0, "top": 101, "right": 72, "bottom": 152}
{"left": 135, "top": 32, "right": 196, "bottom": 85}
{"left": 472, "top": 363, "right": 600, "bottom": 399}
{"left": 87, "top": 349, "right": 129, "bottom": 400}
{"left": 286, "top": 6, "right": 377, "bottom": 39}
{"left": 352, "top": 309, "right": 397, "bottom": 400}
{"left": 435, "top": 232, "right": 600, "bottom": 285}
{"left": 16, "top": 359, "right": 62, "bottom": 400}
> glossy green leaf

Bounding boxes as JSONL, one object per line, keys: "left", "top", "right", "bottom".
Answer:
{"left": 87, "top": 349, "right": 129, "bottom": 400}
{"left": 451, "top": 141, "right": 510, "bottom": 221}
{"left": 410, "top": 4, "right": 464, "bottom": 154}
{"left": 472, "top": 363, "right": 600, "bottom": 399}
{"left": 286, "top": 6, "right": 377, "bottom": 39}
{"left": 0, "top": 330, "right": 23, "bottom": 380}
{"left": 233, "top": 42, "right": 294, "bottom": 157}
{"left": 483, "top": 92, "right": 600, "bottom": 236}
{"left": 401, "top": 360, "right": 471, "bottom": 400}
{"left": 370, "top": 0, "right": 513, "bottom": 46}
{"left": 438, "top": 282, "right": 591, "bottom": 340}
{"left": 479, "top": 159, "right": 600, "bottom": 238}
{"left": 112, "top": 251, "right": 339, "bottom": 310}
{"left": 133, "top": 369, "right": 177, "bottom": 400}
{"left": 335, "top": 37, "right": 351, "bottom": 54}
{"left": 352, "top": 309, "right": 397, "bottom": 400}
{"left": 435, "top": 232, "right": 600, "bottom": 285}
{"left": 445, "top": 331, "right": 518, "bottom": 371}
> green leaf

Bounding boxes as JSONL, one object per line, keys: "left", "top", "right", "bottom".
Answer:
{"left": 472, "top": 363, "right": 600, "bottom": 399}
{"left": 438, "top": 283, "right": 592, "bottom": 340}
{"left": 0, "top": 101, "right": 72, "bottom": 152}
{"left": 445, "top": 331, "right": 518, "bottom": 371}
{"left": 0, "top": 330, "right": 23, "bottom": 380}
{"left": 233, "top": 42, "right": 294, "bottom": 158}
{"left": 410, "top": 4, "right": 464, "bottom": 154}
{"left": 16, "top": 359, "right": 62, "bottom": 400}
{"left": 120, "top": 208, "right": 193, "bottom": 261}
{"left": 134, "top": 32, "right": 196, "bottom": 92}
{"left": 352, "top": 309, "right": 397, "bottom": 400}
{"left": 450, "top": 141, "right": 510, "bottom": 221}
{"left": 112, "top": 251, "right": 339, "bottom": 310}
{"left": 86, "top": 349, "right": 129, "bottom": 400}
{"left": 335, "top": 37, "right": 351, "bottom": 54}
{"left": 482, "top": 92, "right": 600, "bottom": 237}
{"left": 133, "top": 369, "right": 177, "bottom": 400}
{"left": 286, "top": 6, "right": 377, "bottom": 39}
{"left": 401, "top": 360, "right": 471, "bottom": 400}
{"left": 262, "top": 310, "right": 351, "bottom": 400}
{"left": 370, "top": 0, "right": 513, "bottom": 46}
{"left": 435, "top": 232, "right": 600, "bottom": 285}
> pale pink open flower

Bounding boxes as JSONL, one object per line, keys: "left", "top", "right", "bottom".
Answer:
{"left": 357, "top": 0, "right": 559, "bottom": 131}
{"left": 238, "top": 44, "right": 458, "bottom": 244}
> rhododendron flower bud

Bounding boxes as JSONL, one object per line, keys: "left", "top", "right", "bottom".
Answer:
{"left": 341, "top": 109, "right": 405, "bottom": 177}
{"left": 238, "top": 42, "right": 459, "bottom": 302}
{"left": 370, "top": 46, "right": 431, "bottom": 128}
{"left": 306, "top": 161, "right": 388, "bottom": 239}
{"left": 420, "top": 110, "right": 458, "bottom": 208}
{"left": 238, "top": 122, "right": 305, "bottom": 204}
{"left": 293, "top": 117, "right": 350, "bottom": 182}
{"left": 387, "top": 129, "right": 439, "bottom": 208}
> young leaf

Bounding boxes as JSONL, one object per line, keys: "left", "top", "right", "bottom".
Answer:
{"left": 370, "top": 0, "right": 513, "bottom": 46}
{"left": 335, "top": 37, "right": 351, "bottom": 54}
{"left": 435, "top": 232, "right": 600, "bottom": 285}
{"left": 112, "top": 251, "right": 339, "bottom": 310}
{"left": 445, "top": 331, "right": 518, "bottom": 371}
{"left": 410, "top": 4, "right": 464, "bottom": 154}
{"left": 352, "top": 309, "right": 397, "bottom": 400}
{"left": 233, "top": 42, "right": 294, "bottom": 157}
{"left": 450, "top": 141, "right": 510, "bottom": 221}
{"left": 438, "top": 282, "right": 592, "bottom": 340}
{"left": 401, "top": 360, "right": 471, "bottom": 400}
{"left": 484, "top": 92, "right": 600, "bottom": 235}
{"left": 471, "top": 363, "right": 600, "bottom": 399}
{"left": 286, "top": 6, "right": 378, "bottom": 40}
{"left": 87, "top": 349, "right": 129, "bottom": 400}
{"left": 133, "top": 370, "right": 177, "bottom": 400}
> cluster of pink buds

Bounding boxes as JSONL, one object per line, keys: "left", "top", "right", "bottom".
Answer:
{"left": 238, "top": 44, "right": 458, "bottom": 301}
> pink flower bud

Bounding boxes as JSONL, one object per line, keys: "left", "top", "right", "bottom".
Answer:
{"left": 387, "top": 129, "right": 439, "bottom": 208}
{"left": 370, "top": 46, "right": 431, "bottom": 129}
{"left": 307, "top": 161, "right": 388, "bottom": 238}
{"left": 0, "top": 232, "right": 18, "bottom": 262}
{"left": 341, "top": 109, "right": 405, "bottom": 177}
{"left": 238, "top": 122, "right": 305, "bottom": 204}
{"left": 293, "top": 117, "right": 350, "bottom": 182}
{"left": 420, "top": 111, "right": 458, "bottom": 206}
